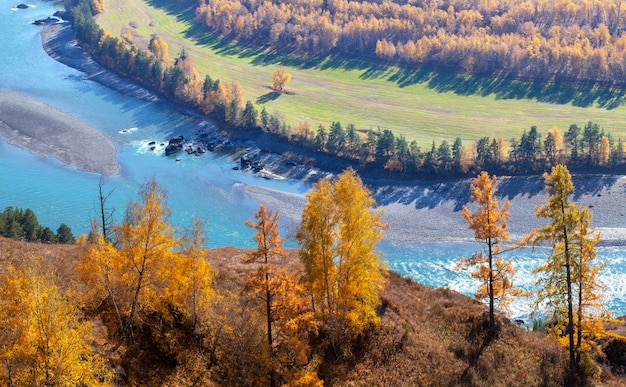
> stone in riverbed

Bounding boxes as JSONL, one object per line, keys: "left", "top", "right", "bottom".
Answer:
{"left": 33, "top": 17, "right": 59, "bottom": 26}
{"left": 165, "top": 135, "right": 184, "bottom": 156}
{"left": 17, "top": 4, "right": 28, "bottom": 9}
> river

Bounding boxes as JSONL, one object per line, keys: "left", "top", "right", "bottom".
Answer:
{"left": 1, "top": 2, "right": 625, "bottom": 319}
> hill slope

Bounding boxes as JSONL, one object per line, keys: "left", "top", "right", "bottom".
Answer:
{"left": 0, "top": 238, "right": 578, "bottom": 385}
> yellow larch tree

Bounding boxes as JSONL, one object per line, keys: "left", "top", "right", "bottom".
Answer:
{"left": 169, "top": 217, "right": 214, "bottom": 331}
{"left": 76, "top": 234, "right": 125, "bottom": 334}
{"left": 0, "top": 254, "right": 113, "bottom": 386}
{"left": 572, "top": 207, "right": 606, "bottom": 365}
{"left": 244, "top": 204, "right": 319, "bottom": 386}
{"left": 457, "top": 171, "right": 526, "bottom": 335}
{"left": 296, "top": 168, "right": 388, "bottom": 351}
{"left": 244, "top": 204, "right": 285, "bottom": 360}
{"left": 532, "top": 164, "right": 606, "bottom": 382}
{"left": 115, "top": 178, "right": 180, "bottom": 331}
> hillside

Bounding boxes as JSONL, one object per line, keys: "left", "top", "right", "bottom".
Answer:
{"left": 2, "top": 236, "right": 626, "bottom": 386}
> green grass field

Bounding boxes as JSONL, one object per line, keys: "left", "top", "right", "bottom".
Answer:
{"left": 96, "top": 0, "right": 626, "bottom": 147}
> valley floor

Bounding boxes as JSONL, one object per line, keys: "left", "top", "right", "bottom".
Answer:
{"left": 27, "top": 23, "right": 626, "bottom": 246}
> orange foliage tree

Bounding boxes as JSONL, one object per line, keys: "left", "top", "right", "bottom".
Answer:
{"left": 296, "top": 168, "right": 388, "bottom": 352}
{"left": 244, "top": 204, "right": 319, "bottom": 385}
{"left": 0, "top": 254, "right": 113, "bottom": 386}
{"left": 272, "top": 66, "right": 291, "bottom": 92}
{"left": 457, "top": 171, "right": 526, "bottom": 334}
{"left": 77, "top": 178, "right": 214, "bottom": 338}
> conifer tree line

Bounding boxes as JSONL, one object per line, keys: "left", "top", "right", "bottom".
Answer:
{"left": 66, "top": 0, "right": 626, "bottom": 179}
{"left": 0, "top": 206, "right": 74, "bottom": 244}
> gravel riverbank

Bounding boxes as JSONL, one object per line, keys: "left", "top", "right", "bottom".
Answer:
{"left": 0, "top": 91, "right": 118, "bottom": 176}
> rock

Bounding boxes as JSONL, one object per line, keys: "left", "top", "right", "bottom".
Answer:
{"left": 17, "top": 4, "right": 28, "bottom": 9}
{"left": 33, "top": 17, "right": 59, "bottom": 26}
{"left": 148, "top": 141, "right": 156, "bottom": 146}
{"left": 53, "top": 10, "right": 68, "bottom": 19}
{"left": 165, "top": 135, "right": 184, "bottom": 156}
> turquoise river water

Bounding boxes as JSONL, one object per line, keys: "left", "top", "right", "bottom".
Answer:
{"left": 1, "top": 2, "right": 625, "bottom": 319}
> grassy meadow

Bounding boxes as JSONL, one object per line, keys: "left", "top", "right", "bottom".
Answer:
{"left": 96, "top": 0, "right": 626, "bottom": 147}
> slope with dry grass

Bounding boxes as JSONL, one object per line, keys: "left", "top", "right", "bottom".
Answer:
{"left": 2, "top": 237, "right": 626, "bottom": 385}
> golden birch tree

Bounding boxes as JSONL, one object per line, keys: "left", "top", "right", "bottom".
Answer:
{"left": 149, "top": 35, "right": 169, "bottom": 62}
{"left": 457, "top": 171, "right": 525, "bottom": 335}
{"left": 0, "top": 255, "right": 113, "bottom": 386}
{"left": 296, "top": 168, "right": 387, "bottom": 351}
{"left": 115, "top": 178, "right": 180, "bottom": 332}
{"left": 272, "top": 66, "right": 291, "bottom": 92}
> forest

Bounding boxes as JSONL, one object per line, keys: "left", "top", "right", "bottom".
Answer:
{"left": 1, "top": 167, "right": 625, "bottom": 385}
{"left": 196, "top": 0, "right": 626, "bottom": 84}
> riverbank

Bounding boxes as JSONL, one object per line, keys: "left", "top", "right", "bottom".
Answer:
{"left": 0, "top": 91, "right": 118, "bottom": 176}
{"left": 242, "top": 174, "right": 626, "bottom": 246}
{"left": 38, "top": 21, "right": 626, "bottom": 246}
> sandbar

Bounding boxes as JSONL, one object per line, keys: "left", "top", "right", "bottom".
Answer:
{"left": 0, "top": 91, "right": 119, "bottom": 175}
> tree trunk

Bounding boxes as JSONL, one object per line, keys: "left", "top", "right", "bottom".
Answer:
{"left": 488, "top": 236, "right": 495, "bottom": 335}
{"left": 563, "top": 223, "right": 576, "bottom": 382}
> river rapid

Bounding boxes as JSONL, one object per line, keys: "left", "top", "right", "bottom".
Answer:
{"left": 1, "top": 2, "right": 625, "bottom": 319}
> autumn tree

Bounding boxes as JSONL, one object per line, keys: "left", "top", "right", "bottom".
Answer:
{"left": 272, "top": 66, "right": 291, "bottom": 92}
{"left": 0, "top": 254, "right": 113, "bottom": 386}
{"left": 572, "top": 207, "right": 605, "bottom": 366}
{"left": 149, "top": 34, "right": 169, "bottom": 62}
{"left": 116, "top": 178, "right": 182, "bottom": 334}
{"left": 244, "top": 204, "right": 285, "bottom": 386}
{"left": 457, "top": 171, "right": 525, "bottom": 335}
{"left": 77, "top": 233, "right": 126, "bottom": 333}
{"left": 532, "top": 164, "right": 606, "bottom": 382}
{"left": 244, "top": 204, "right": 320, "bottom": 385}
{"left": 296, "top": 168, "right": 388, "bottom": 352}
{"left": 170, "top": 217, "right": 214, "bottom": 331}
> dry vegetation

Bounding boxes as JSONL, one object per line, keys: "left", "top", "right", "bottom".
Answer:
{"left": 2, "top": 236, "right": 626, "bottom": 385}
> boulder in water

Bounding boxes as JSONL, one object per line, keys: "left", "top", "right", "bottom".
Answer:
{"left": 165, "top": 135, "right": 184, "bottom": 156}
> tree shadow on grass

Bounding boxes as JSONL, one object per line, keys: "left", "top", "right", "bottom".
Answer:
{"left": 256, "top": 91, "right": 281, "bottom": 104}
{"left": 145, "top": 0, "right": 196, "bottom": 24}
{"left": 389, "top": 66, "right": 626, "bottom": 109}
